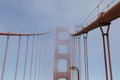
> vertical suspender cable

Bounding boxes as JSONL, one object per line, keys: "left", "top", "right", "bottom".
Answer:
{"left": 100, "top": 24, "right": 113, "bottom": 80}
{"left": 46, "top": 34, "right": 49, "bottom": 80}
{"left": 76, "top": 37, "right": 79, "bottom": 67}
{"left": 83, "top": 33, "right": 89, "bottom": 80}
{"left": 36, "top": 35, "right": 39, "bottom": 80}
{"left": 44, "top": 34, "right": 48, "bottom": 80}
{"left": 75, "top": 37, "right": 77, "bottom": 80}
{"left": 86, "top": 35, "right": 89, "bottom": 80}
{"left": 70, "top": 37, "right": 73, "bottom": 66}
{"left": 42, "top": 36, "right": 45, "bottom": 80}
{"left": 106, "top": 25, "right": 113, "bottom": 80}
{"left": 44, "top": 34, "right": 47, "bottom": 80}
{"left": 78, "top": 36, "right": 81, "bottom": 80}
{"left": 1, "top": 36, "right": 10, "bottom": 80}
{"left": 14, "top": 36, "right": 21, "bottom": 80}
{"left": 37, "top": 35, "right": 39, "bottom": 80}
{"left": 72, "top": 37, "right": 76, "bottom": 80}
{"left": 23, "top": 36, "right": 29, "bottom": 80}
{"left": 41, "top": 35, "right": 43, "bottom": 80}
{"left": 72, "top": 37, "right": 75, "bottom": 66}
{"left": 74, "top": 36, "right": 78, "bottom": 80}
{"left": 71, "top": 37, "right": 74, "bottom": 80}
{"left": 29, "top": 36, "right": 35, "bottom": 80}
{"left": 34, "top": 36, "right": 39, "bottom": 80}
{"left": 34, "top": 36, "right": 37, "bottom": 80}
{"left": 100, "top": 26, "right": 108, "bottom": 80}
{"left": 37, "top": 35, "right": 41, "bottom": 80}
{"left": 75, "top": 37, "right": 78, "bottom": 66}
{"left": 83, "top": 34, "right": 87, "bottom": 80}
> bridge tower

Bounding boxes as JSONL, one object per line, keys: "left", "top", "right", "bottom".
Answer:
{"left": 54, "top": 27, "right": 71, "bottom": 80}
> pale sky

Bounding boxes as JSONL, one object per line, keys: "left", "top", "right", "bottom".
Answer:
{"left": 0, "top": 0, "right": 120, "bottom": 80}
{"left": 0, "top": 0, "right": 114, "bottom": 32}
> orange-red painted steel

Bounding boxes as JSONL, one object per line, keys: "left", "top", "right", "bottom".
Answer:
{"left": 0, "top": 32, "right": 49, "bottom": 36}
{"left": 73, "top": 1, "right": 120, "bottom": 36}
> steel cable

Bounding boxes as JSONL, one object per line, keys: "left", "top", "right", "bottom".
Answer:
{"left": 34, "top": 36, "right": 39, "bottom": 80}
{"left": 100, "top": 24, "right": 113, "bottom": 80}
{"left": 29, "top": 36, "right": 35, "bottom": 80}
{"left": 37, "top": 36, "right": 41, "bottom": 80}
{"left": 23, "top": 36, "right": 29, "bottom": 80}
{"left": 14, "top": 36, "right": 21, "bottom": 80}
{"left": 83, "top": 33, "right": 89, "bottom": 80}
{"left": 1, "top": 36, "right": 10, "bottom": 80}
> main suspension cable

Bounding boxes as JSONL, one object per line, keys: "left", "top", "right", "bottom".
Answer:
{"left": 81, "top": 0, "right": 115, "bottom": 27}
{"left": 0, "top": 32, "right": 50, "bottom": 36}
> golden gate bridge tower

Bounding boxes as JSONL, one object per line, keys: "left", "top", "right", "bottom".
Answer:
{"left": 54, "top": 27, "right": 72, "bottom": 80}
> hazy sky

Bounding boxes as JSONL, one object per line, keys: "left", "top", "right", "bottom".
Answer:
{"left": 0, "top": 0, "right": 120, "bottom": 80}
{"left": 0, "top": 0, "right": 111, "bottom": 33}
